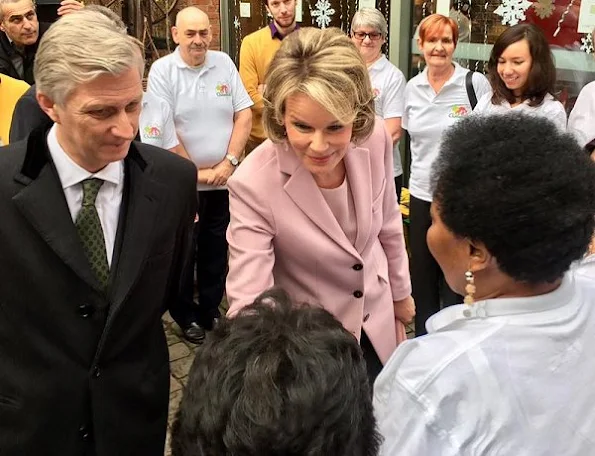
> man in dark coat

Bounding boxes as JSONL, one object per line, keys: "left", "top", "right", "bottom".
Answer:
{"left": 8, "top": 84, "right": 50, "bottom": 140}
{"left": 0, "top": 0, "right": 82, "bottom": 83}
{"left": 0, "top": 10, "right": 197, "bottom": 456}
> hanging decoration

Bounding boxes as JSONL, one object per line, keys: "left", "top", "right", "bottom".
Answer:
{"left": 533, "top": 0, "right": 555, "bottom": 19}
{"left": 494, "top": 0, "right": 533, "bottom": 25}
{"left": 476, "top": 0, "right": 489, "bottom": 72}
{"left": 553, "top": 0, "right": 574, "bottom": 36}
{"left": 311, "top": 0, "right": 336, "bottom": 28}
{"left": 580, "top": 33, "right": 594, "bottom": 54}
{"left": 233, "top": 0, "right": 242, "bottom": 63}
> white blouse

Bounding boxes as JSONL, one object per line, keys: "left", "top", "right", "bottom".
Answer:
{"left": 474, "top": 91, "right": 567, "bottom": 132}
{"left": 374, "top": 271, "right": 595, "bottom": 456}
{"left": 568, "top": 81, "right": 595, "bottom": 148}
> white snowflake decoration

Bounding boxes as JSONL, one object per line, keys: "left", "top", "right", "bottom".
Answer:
{"left": 533, "top": 0, "right": 554, "bottom": 19}
{"left": 234, "top": 17, "right": 240, "bottom": 30}
{"left": 311, "top": 0, "right": 336, "bottom": 28}
{"left": 494, "top": 0, "right": 533, "bottom": 25}
{"left": 580, "top": 33, "right": 594, "bottom": 54}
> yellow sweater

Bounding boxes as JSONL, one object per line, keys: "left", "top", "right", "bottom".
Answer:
{"left": 0, "top": 74, "right": 29, "bottom": 145}
{"left": 239, "top": 26, "right": 282, "bottom": 141}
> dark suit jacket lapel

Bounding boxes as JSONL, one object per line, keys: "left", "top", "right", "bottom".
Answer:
{"left": 12, "top": 125, "right": 104, "bottom": 292}
{"left": 108, "top": 143, "right": 164, "bottom": 317}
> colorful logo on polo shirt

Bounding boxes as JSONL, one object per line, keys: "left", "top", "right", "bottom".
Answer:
{"left": 448, "top": 105, "right": 469, "bottom": 118}
{"left": 143, "top": 125, "right": 162, "bottom": 139}
{"left": 215, "top": 82, "right": 231, "bottom": 96}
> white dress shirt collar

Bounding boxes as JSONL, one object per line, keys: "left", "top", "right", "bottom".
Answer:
{"left": 426, "top": 273, "right": 575, "bottom": 333}
{"left": 46, "top": 123, "right": 123, "bottom": 190}
{"left": 417, "top": 61, "right": 466, "bottom": 88}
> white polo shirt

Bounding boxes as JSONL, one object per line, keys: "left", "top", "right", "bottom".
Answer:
{"left": 369, "top": 54, "right": 406, "bottom": 177}
{"left": 568, "top": 80, "right": 595, "bottom": 148}
{"left": 403, "top": 63, "right": 490, "bottom": 202}
{"left": 474, "top": 91, "right": 567, "bottom": 132}
{"left": 139, "top": 92, "right": 179, "bottom": 150}
{"left": 374, "top": 271, "right": 595, "bottom": 456}
{"left": 147, "top": 47, "right": 253, "bottom": 190}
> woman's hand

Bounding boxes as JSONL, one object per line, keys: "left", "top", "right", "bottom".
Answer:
{"left": 393, "top": 295, "right": 415, "bottom": 325}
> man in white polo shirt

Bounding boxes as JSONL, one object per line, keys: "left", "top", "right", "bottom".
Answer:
{"left": 138, "top": 91, "right": 180, "bottom": 151}
{"left": 147, "top": 6, "right": 252, "bottom": 339}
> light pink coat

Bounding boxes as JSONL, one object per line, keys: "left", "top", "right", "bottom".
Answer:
{"left": 226, "top": 120, "right": 411, "bottom": 363}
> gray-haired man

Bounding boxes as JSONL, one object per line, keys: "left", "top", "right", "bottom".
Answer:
{"left": 0, "top": 10, "right": 196, "bottom": 455}
{"left": 0, "top": 0, "right": 82, "bottom": 83}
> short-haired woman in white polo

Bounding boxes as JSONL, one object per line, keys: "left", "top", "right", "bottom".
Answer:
{"left": 403, "top": 13, "right": 490, "bottom": 336}
{"left": 351, "top": 8, "right": 407, "bottom": 203}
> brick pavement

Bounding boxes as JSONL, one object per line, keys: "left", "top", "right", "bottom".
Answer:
{"left": 162, "top": 312, "right": 415, "bottom": 455}
{"left": 163, "top": 311, "right": 198, "bottom": 456}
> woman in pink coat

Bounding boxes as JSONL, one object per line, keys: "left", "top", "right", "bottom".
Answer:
{"left": 226, "top": 27, "right": 413, "bottom": 382}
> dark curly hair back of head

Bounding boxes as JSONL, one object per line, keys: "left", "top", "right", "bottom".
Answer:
{"left": 431, "top": 113, "right": 595, "bottom": 284}
{"left": 171, "top": 288, "right": 381, "bottom": 456}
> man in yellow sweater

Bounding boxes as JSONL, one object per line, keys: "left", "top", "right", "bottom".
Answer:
{"left": 239, "top": 0, "right": 298, "bottom": 154}
{"left": 0, "top": 73, "right": 29, "bottom": 145}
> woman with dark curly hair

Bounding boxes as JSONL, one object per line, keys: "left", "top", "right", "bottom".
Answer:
{"left": 474, "top": 24, "right": 566, "bottom": 131}
{"left": 374, "top": 113, "right": 595, "bottom": 455}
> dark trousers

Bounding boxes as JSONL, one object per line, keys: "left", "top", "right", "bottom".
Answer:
{"left": 410, "top": 196, "right": 462, "bottom": 337}
{"left": 181, "top": 189, "right": 230, "bottom": 329}
{"left": 361, "top": 331, "right": 383, "bottom": 387}
{"left": 394, "top": 174, "right": 403, "bottom": 205}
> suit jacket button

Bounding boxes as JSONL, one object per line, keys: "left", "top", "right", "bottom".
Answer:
{"left": 79, "top": 424, "right": 92, "bottom": 441}
{"left": 353, "top": 290, "right": 363, "bottom": 298}
{"left": 92, "top": 366, "right": 101, "bottom": 378}
{"left": 352, "top": 263, "right": 363, "bottom": 271}
{"left": 363, "top": 313, "right": 370, "bottom": 322}
{"left": 78, "top": 303, "right": 94, "bottom": 318}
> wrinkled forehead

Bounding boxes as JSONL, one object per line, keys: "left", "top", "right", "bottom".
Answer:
{"left": 2, "top": 0, "right": 36, "bottom": 19}
{"left": 353, "top": 24, "right": 381, "bottom": 33}
{"left": 176, "top": 11, "right": 210, "bottom": 32}
{"left": 421, "top": 23, "right": 453, "bottom": 42}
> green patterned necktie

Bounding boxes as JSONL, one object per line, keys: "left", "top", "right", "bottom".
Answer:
{"left": 76, "top": 178, "right": 110, "bottom": 290}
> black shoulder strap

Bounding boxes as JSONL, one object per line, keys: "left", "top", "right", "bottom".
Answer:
{"left": 465, "top": 70, "right": 478, "bottom": 110}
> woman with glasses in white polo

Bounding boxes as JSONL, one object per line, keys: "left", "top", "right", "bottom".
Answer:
{"left": 351, "top": 8, "right": 407, "bottom": 203}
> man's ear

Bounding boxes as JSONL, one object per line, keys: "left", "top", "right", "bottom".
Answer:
{"left": 171, "top": 26, "right": 179, "bottom": 44}
{"left": 36, "top": 92, "right": 61, "bottom": 123}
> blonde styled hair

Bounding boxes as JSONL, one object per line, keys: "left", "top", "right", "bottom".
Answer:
{"left": 34, "top": 10, "right": 144, "bottom": 105}
{"left": 263, "top": 27, "right": 375, "bottom": 144}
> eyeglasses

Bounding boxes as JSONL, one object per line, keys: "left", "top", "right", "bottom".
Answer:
{"left": 352, "top": 31, "right": 383, "bottom": 41}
